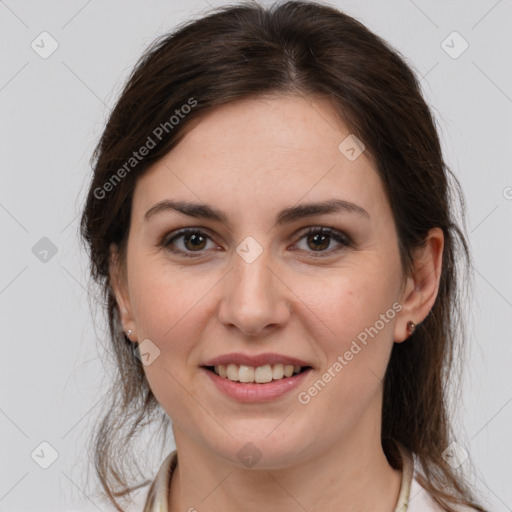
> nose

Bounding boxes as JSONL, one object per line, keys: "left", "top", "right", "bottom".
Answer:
{"left": 217, "top": 247, "right": 290, "bottom": 338}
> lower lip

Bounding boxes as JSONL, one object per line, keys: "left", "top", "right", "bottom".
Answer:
{"left": 202, "top": 367, "right": 312, "bottom": 403}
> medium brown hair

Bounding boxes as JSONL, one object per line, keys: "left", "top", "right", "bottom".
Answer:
{"left": 80, "top": 1, "right": 486, "bottom": 510}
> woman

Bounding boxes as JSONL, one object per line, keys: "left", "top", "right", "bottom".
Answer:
{"left": 80, "top": 1, "right": 487, "bottom": 511}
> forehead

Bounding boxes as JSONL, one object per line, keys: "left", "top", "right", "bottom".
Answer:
{"left": 132, "top": 95, "right": 388, "bottom": 223}
{"left": 169, "top": 94, "right": 357, "bottom": 171}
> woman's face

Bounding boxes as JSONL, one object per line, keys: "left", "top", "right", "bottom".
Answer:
{"left": 112, "top": 94, "right": 423, "bottom": 468}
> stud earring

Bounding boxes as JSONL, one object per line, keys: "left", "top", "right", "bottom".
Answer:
{"left": 125, "top": 329, "right": 132, "bottom": 338}
{"left": 407, "top": 321, "right": 416, "bottom": 335}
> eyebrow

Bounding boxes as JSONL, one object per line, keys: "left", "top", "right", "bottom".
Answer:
{"left": 144, "top": 198, "right": 370, "bottom": 226}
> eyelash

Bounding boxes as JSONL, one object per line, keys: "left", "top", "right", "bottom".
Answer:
{"left": 160, "top": 226, "right": 351, "bottom": 259}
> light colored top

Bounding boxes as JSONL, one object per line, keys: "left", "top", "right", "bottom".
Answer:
{"left": 133, "top": 443, "right": 474, "bottom": 512}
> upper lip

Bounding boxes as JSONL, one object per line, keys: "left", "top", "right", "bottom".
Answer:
{"left": 202, "top": 352, "right": 313, "bottom": 368}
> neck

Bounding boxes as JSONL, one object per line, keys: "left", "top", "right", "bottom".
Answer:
{"left": 168, "top": 418, "right": 402, "bottom": 511}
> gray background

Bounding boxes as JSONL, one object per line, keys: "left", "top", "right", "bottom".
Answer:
{"left": 1, "top": 0, "right": 511, "bottom": 510}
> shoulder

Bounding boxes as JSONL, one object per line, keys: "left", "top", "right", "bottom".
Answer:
{"left": 70, "top": 450, "right": 177, "bottom": 512}
{"left": 408, "top": 468, "right": 480, "bottom": 512}
{"left": 396, "top": 442, "right": 479, "bottom": 512}
{"left": 141, "top": 449, "right": 178, "bottom": 511}
{"left": 407, "top": 477, "right": 475, "bottom": 512}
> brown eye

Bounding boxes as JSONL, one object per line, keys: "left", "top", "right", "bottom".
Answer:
{"left": 295, "top": 227, "right": 350, "bottom": 256}
{"left": 306, "top": 231, "right": 330, "bottom": 251}
{"left": 182, "top": 232, "right": 207, "bottom": 251}
{"left": 162, "top": 229, "right": 215, "bottom": 257}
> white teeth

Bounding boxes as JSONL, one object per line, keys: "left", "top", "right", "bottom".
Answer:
{"left": 254, "top": 364, "right": 273, "bottom": 383}
{"left": 272, "top": 363, "right": 284, "bottom": 379}
{"left": 226, "top": 364, "right": 238, "bottom": 381}
{"left": 238, "top": 365, "right": 254, "bottom": 383}
{"left": 213, "top": 363, "right": 306, "bottom": 383}
{"left": 284, "top": 364, "right": 294, "bottom": 377}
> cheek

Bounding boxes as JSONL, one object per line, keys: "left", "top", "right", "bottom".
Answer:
{"left": 298, "top": 267, "right": 400, "bottom": 419}
{"left": 293, "top": 271, "right": 398, "bottom": 430}
{"left": 129, "top": 264, "right": 209, "bottom": 419}
{"left": 299, "top": 262, "right": 398, "bottom": 352}
{"left": 129, "top": 254, "right": 208, "bottom": 340}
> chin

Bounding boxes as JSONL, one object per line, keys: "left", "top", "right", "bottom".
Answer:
{"left": 204, "top": 424, "right": 315, "bottom": 470}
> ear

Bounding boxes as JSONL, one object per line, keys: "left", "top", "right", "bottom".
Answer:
{"left": 394, "top": 227, "right": 444, "bottom": 343}
{"left": 109, "top": 243, "right": 137, "bottom": 341}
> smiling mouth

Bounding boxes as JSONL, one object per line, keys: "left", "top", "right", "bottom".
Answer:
{"left": 203, "top": 363, "right": 312, "bottom": 384}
